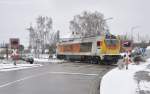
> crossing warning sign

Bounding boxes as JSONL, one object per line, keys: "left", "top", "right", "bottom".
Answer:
{"left": 11, "top": 49, "right": 19, "bottom": 60}
{"left": 10, "top": 38, "right": 20, "bottom": 60}
{"left": 12, "top": 49, "right": 18, "bottom": 56}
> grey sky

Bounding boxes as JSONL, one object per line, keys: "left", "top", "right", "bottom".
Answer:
{"left": 0, "top": 0, "right": 150, "bottom": 47}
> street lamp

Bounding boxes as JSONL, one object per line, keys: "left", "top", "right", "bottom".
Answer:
{"left": 131, "top": 26, "right": 140, "bottom": 42}
{"left": 104, "top": 17, "right": 113, "bottom": 21}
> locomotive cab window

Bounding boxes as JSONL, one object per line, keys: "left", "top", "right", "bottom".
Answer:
{"left": 105, "top": 39, "right": 118, "bottom": 46}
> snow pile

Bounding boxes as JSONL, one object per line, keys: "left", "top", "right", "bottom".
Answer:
{"left": 147, "top": 46, "right": 150, "bottom": 50}
{"left": 34, "top": 58, "right": 65, "bottom": 63}
{"left": 100, "top": 60, "right": 150, "bottom": 94}
{"left": 39, "top": 54, "right": 49, "bottom": 59}
{"left": 120, "top": 52, "right": 125, "bottom": 57}
{"left": 0, "top": 64, "right": 42, "bottom": 71}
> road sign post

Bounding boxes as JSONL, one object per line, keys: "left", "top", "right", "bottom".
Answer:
{"left": 10, "top": 38, "right": 20, "bottom": 65}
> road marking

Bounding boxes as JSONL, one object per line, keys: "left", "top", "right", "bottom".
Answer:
{"left": 0, "top": 72, "right": 48, "bottom": 88}
{"left": 0, "top": 72, "right": 98, "bottom": 88}
{"left": 49, "top": 72, "right": 99, "bottom": 76}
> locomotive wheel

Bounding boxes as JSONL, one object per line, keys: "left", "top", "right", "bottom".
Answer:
{"left": 91, "top": 57, "right": 100, "bottom": 64}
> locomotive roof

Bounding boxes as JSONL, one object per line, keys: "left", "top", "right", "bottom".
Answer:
{"left": 58, "top": 36, "right": 102, "bottom": 45}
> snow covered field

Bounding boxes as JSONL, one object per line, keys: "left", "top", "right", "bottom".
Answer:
{"left": 100, "top": 59, "right": 150, "bottom": 94}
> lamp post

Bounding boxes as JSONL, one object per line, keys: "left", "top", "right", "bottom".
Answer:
{"left": 131, "top": 26, "right": 140, "bottom": 42}
{"left": 104, "top": 17, "right": 113, "bottom": 21}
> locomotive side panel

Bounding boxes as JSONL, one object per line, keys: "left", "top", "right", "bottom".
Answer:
{"left": 57, "top": 42, "right": 93, "bottom": 55}
{"left": 72, "top": 44, "right": 80, "bottom": 53}
{"left": 58, "top": 43, "right": 80, "bottom": 53}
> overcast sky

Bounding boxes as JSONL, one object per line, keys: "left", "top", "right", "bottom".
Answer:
{"left": 0, "top": 0, "right": 150, "bottom": 47}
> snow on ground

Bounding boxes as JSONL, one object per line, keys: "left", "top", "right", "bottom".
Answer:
{"left": 0, "top": 59, "right": 42, "bottom": 71}
{"left": 147, "top": 46, "right": 150, "bottom": 50}
{"left": 0, "top": 64, "right": 42, "bottom": 71}
{"left": 38, "top": 54, "right": 49, "bottom": 59}
{"left": 100, "top": 59, "right": 150, "bottom": 94}
{"left": 34, "top": 58, "right": 66, "bottom": 63}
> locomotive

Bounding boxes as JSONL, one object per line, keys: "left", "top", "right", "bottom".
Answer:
{"left": 56, "top": 35, "right": 121, "bottom": 64}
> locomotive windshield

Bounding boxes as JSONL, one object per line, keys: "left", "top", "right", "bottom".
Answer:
{"left": 105, "top": 39, "right": 118, "bottom": 46}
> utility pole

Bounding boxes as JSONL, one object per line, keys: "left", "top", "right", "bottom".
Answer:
{"left": 26, "top": 24, "right": 34, "bottom": 50}
{"left": 103, "top": 17, "right": 113, "bottom": 36}
{"left": 138, "top": 32, "right": 140, "bottom": 42}
{"left": 56, "top": 30, "right": 60, "bottom": 42}
{"left": 6, "top": 44, "right": 8, "bottom": 60}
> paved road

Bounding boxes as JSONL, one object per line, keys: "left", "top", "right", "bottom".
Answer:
{"left": 0, "top": 62, "right": 115, "bottom": 94}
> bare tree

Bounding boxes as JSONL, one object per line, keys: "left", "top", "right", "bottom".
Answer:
{"left": 70, "top": 11, "right": 109, "bottom": 38}
{"left": 49, "top": 31, "right": 58, "bottom": 54}
{"left": 27, "top": 16, "right": 53, "bottom": 57}
{"left": 36, "top": 16, "right": 53, "bottom": 52}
